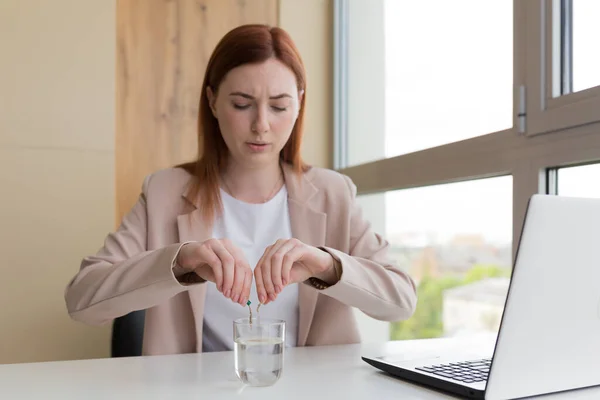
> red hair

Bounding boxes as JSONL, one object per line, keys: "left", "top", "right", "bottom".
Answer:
{"left": 178, "top": 24, "right": 309, "bottom": 223}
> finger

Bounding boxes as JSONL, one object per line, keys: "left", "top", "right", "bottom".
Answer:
{"left": 230, "top": 264, "right": 246, "bottom": 304}
{"left": 254, "top": 262, "right": 266, "bottom": 304}
{"left": 281, "top": 241, "right": 302, "bottom": 285}
{"left": 221, "top": 240, "right": 249, "bottom": 303}
{"left": 197, "top": 244, "right": 223, "bottom": 290}
{"left": 262, "top": 242, "right": 284, "bottom": 302}
{"left": 240, "top": 269, "right": 252, "bottom": 306}
{"left": 271, "top": 240, "right": 298, "bottom": 291}
{"left": 254, "top": 245, "right": 273, "bottom": 304}
{"left": 210, "top": 241, "right": 235, "bottom": 299}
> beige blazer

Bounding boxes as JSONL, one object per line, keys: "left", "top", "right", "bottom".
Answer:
{"left": 64, "top": 164, "right": 417, "bottom": 355}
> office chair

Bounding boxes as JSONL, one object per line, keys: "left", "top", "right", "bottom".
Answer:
{"left": 111, "top": 310, "right": 145, "bottom": 357}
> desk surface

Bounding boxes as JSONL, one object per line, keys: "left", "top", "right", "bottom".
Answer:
{"left": 1, "top": 335, "right": 599, "bottom": 399}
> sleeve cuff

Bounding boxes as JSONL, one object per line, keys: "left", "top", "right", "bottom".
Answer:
{"left": 171, "top": 241, "right": 206, "bottom": 286}
{"left": 305, "top": 247, "right": 344, "bottom": 290}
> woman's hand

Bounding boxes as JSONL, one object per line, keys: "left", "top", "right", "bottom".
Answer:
{"left": 254, "top": 238, "right": 337, "bottom": 304}
{"left": 177, "top": 239, "right": 252, "bottom": 306}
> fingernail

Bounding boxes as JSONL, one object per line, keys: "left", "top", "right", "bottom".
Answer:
{"left": 282, "top": 279, "right": 287, "bottom": 286}
{"left": 259, "top": 294, "right": 265, "bottom": 303}
{"left": 233, "top": 294, "right": 239, "bottom": 303}
{"left": 225, "top": 289, "right": 231, "bottom": 298}
{"left": 269, "top": 293, "right": 276, "bottom": 301}
{"left": 218, "top": 285, "right": 222, "bottom": 292}
{"left": 276, "top": 285, "right": 282, "bottom": 293}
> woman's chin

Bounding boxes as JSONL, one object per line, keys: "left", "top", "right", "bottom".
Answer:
{"left": 235, "top": 153, "right": 280, "bottom": 169}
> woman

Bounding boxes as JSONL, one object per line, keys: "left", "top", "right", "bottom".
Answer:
{"left": 65, "top": 24, "right": 417, "bottom": 355}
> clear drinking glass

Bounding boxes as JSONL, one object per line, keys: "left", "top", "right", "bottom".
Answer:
{"left": 233, "top": 318, "right": 285, "bottom": 387}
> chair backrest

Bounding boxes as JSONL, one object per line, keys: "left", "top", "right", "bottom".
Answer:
{"left": 111, "top": 310, "right": 145, "bottom": 357}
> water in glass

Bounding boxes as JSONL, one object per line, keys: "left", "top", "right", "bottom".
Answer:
{"left": 235, "top": 336, "right": 283, "bottom": 386}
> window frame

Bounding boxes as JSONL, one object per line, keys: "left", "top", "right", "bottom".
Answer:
{"left": 333, "top": 0, "right": 349, "bottom": 170}
{"left": 333, "top": 0, "right": 600, "bottom": 265}
{"left": 526, "top": 0, "right": 600, "bottom": 136}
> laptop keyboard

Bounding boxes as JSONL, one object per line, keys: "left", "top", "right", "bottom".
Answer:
{"left": 415, "top": 358, "right": 491, "bottom": 383}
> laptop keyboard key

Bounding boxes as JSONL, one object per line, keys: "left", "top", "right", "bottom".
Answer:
{"left": 416, "top": 358, "right": 491, "bottom": 383}
{"left": 432, "top": 371, "right": 455, "bottom": 379}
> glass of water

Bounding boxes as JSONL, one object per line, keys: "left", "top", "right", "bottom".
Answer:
{"left": 233, "top": 318, "right": 285, "bottom": 387}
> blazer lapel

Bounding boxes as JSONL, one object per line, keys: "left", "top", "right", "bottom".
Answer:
{"left": 177, "top": 189, "right": 213, "bottom": 352}
{"left": 284, "top": 165, "right": 327, "bottom": 346}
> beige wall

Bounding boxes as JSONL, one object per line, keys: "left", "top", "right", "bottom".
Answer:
{"left": 0, "top": 0, "right": 115, "bottom": 364}
{"left": 0, "top": 0, "right": 331, "bottom": 364}
{"left": 280, "top": 0, "right": 333, "bottom": 168}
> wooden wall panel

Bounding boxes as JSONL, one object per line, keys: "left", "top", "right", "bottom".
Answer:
{"left": 116, "top": 0, "right": 278, "bottom": 225}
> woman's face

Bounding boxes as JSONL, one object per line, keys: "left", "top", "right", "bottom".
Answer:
{"left": 207, "top": 58, "right": 303, "bottom": 169}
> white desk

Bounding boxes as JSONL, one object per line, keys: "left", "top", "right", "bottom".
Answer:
{"left": 1, "top": 336, "right": 599, "bottom": 399}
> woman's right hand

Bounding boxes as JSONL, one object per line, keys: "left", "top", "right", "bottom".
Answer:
{"left": 176, "top": 239, "right": 252, "bottom": 306}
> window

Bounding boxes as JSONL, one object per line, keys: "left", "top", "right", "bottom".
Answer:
{"left": 342, "top": 0, "right": 513, "bottom": 166}
{"left": 571, "top": 1, "right": 600, "bottom": 92}
{"left": 384, "top": 0, "right": 512, "bottom": 159}
{"left": 384, "top": 177, "right": 513, "bottom": 340}
{"left": 352, "top": 177, "right": 513, "bottom": 342}
{"left": 555, "top": 0, "right": 600, "bottom": 95}
{"left": 334, "top": 0, "right": 600, "bottom": 342}
{"left": 525, "top": 0, "right": 600, "bottom": 135}
{"left": 557, "top": 163, "right": 600, "bottom": 197}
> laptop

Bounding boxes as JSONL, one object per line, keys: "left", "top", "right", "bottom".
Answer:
{"left": 362, "top": 194, "right": 600, "bottom": 399}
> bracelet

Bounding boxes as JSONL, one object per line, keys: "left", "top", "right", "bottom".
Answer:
{"left": 308, "top": 257, "right": 342, "bottom": 290}
{"left": 308, "top": 277, "right": 332, "bottom": 290}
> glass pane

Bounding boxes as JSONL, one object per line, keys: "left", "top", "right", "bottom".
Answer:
{"left": 572, "top": 0, "right": 600, "bottom": 92}
{"left": 385, "top": 0, "right": 513, "bottom": 157}
{"left": 558, "top": 163, "right": 600, "bottom": 197}
{"left": 359, "top": 177, "right": 513, "bottom": 341}
{"left": 345, "top": 0, "right": 513, "bottom": 167}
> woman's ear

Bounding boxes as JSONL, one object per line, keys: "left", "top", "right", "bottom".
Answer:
{"left": 206, "top": 86, "right": 218, "bottom": 117}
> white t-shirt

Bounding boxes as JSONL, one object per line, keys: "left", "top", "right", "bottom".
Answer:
{"left": 202, "top": 185, "right": 299, "bottom": 352}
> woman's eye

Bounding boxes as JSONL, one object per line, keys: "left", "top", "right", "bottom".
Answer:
{"left": 271, "top": 106, "right": 287, "bottom": 112}
{"left": 233, "top": 104, "right": 251, "bottom": 110}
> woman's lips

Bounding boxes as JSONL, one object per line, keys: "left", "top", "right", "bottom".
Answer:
{"left": 247, "top": 142, "right": 270, "bottom": 152}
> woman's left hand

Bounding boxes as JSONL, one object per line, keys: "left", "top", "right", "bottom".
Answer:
{"left": 254, "top": 238, "right": 336, "bottom": 304}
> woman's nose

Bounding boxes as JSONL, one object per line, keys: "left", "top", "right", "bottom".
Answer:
{"left": 251, "top": 106, "right": 270, "bottom": 134}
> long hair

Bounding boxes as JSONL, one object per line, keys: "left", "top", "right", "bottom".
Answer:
{"left": 178, "top": 24, "right": 309, "bottom": 223}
